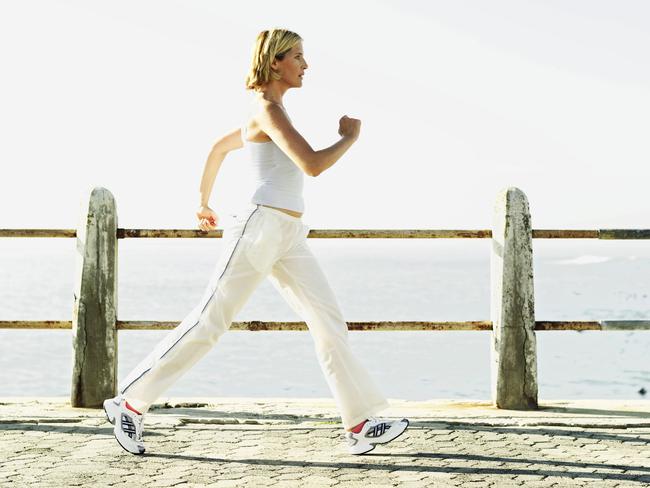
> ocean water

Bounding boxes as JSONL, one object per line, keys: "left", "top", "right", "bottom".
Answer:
{"left": 1, "top": 236, "right": 649, "bottom": 401}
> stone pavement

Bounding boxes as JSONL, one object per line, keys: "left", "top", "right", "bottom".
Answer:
{"left": 0, "top": 397, "right": 649, "bottom": 487}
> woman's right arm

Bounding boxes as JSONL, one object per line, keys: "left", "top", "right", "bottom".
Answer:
{"left": 259, "top": 104, "right": 360, "bottom": 177}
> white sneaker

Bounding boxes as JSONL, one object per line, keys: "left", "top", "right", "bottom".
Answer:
{"left": 344, "top": 416, "right": 409, "bottom": 455}
{"left": 102, "top": 395, "right": 146, "bottom": 455}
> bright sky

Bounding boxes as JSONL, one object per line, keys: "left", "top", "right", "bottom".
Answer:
{"left": 2, "top": 0, "right": 649, "bottom": 236}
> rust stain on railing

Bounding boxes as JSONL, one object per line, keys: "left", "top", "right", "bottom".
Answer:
{"left": 2, "top": 228, "right": 649, "bottom": 239}
{"left": 112, "top": 228, "right": 650, "bottom": 239}
{"left": 3, "top": 320, "right": 650, "bottom": 331}
{"left": 0, "top": 229, "right": 77, "bottom": 238}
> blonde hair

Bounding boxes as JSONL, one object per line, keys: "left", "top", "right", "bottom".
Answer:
{"left": 245, "top": 28, "right": 303, "bottom": 92}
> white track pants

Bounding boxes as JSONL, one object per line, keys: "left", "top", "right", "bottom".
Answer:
{"left": 117, "top": 203, "right": 389, "bottom": 429}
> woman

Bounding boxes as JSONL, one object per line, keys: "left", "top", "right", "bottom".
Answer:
{"left": 103, "top": 28, "right": 409, "bottom": 456}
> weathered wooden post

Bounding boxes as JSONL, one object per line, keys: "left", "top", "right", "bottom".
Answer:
{"left": 490, "top": 187, "right": 538, "bottom": 409}
{"left": 71, "top": 187, "right": 118, "bottom": 408}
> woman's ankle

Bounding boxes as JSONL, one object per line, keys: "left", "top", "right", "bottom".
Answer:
{"left": 124, "top": 400, "right": 142, "bottom": 415}
{"left": 347, "top": 419, "right": 368, "bottom": 433}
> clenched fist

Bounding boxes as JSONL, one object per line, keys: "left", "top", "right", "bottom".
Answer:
{"left": 197, "top": 205, "right": 218, "bottom": 231}
{"left": 338, "top": 115, "right": 361, "bottom": 140}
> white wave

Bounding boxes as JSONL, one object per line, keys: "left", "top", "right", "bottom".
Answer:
{"left": 552, "top": 255, "right": 612, "bottom": 265}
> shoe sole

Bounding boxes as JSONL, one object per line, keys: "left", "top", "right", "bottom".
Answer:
{"left": 350, "top": 443, "right": 376, "bottom": 455}
{"left": 114, "top": 431, "right": 146, "bottom": 455}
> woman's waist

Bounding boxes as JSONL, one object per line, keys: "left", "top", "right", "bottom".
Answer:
{"left": 258, "top": 204, "right": 303, "bottom": 219}
{"left": 251, "top": 190, "right": 304, "bottom": 217}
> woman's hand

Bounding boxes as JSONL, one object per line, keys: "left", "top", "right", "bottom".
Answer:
{"left": 197, "top": 205, "right": 218, "bottom": 231}
{"left": 338, "top": 115, "right": 361, "bottom": 141}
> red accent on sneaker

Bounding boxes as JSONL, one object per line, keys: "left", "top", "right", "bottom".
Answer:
{"left": 124, "top": 401, "right": 142, "bottom": 415}
{"left": 350, "top": 419, "right": 368, "bottom": 433}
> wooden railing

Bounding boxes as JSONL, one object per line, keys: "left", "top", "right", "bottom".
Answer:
{"left": 1, "top": 186, "right": 648, "bottom": 409}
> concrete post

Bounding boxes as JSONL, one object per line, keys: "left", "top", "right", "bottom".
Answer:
{"left": 490, "top": 187, "right": 538, "bottom": 409}
{"left": 71, "top": 187, "right": 118, "bottom": 408}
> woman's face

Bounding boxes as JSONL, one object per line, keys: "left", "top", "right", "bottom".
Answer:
{"left": 273, "top": 42, "right": 308, "bottom": 87}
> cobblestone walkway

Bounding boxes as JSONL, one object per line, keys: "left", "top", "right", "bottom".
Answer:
{"left": 1, "top": 397, "right": 649, "bottom": 487}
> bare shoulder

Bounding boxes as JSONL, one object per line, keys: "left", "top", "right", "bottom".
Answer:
{"left": 252, "top": 101, "right": 316, "bottom": 176}
{"left": 255, "top": 101, "right": 296, "bottom": 140}
{"left": 256, "top": 100, "right": 290, "bottom": 126}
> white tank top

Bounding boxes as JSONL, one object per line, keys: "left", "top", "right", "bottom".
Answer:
{"left": 241, "top": 102, "right": 305, "bottom": 213}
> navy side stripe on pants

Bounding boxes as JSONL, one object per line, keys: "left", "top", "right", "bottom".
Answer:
{"left": 119, "top": 205, "right": 261, "bottom": 396}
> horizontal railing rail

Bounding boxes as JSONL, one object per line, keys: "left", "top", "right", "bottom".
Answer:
{"left": 2, "top": 228, "right": 650, "bottom": 239}
{"left": 3, "top": 320, "right": 650, "bottom": 331}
